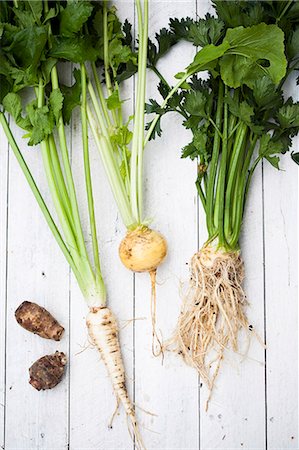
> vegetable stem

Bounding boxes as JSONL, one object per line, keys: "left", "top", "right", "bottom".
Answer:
{"left": 0, "top": 113, "right": 82, "bottom": 284}
{"left": 51, "top": 68, "right": 91, "bottom": 262}
{"left": 81, "top": 64, "right": 104, "bottom": 289}
{"left": 206, "top": 81, "right": 224, "bottom": 237}
{"left": 223, "top": 122, "right": 247, "bottom": 239}
{"left": 217, "top": 84, "right": 228, "bottom": 247}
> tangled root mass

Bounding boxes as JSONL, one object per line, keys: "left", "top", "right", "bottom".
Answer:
{"left": 169, "top": 244, "right": 250, "bottom": 396}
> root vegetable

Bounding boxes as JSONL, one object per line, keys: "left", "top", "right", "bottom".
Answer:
{"left": 86, "top": 307, "right": 145, "bottom": 449}
{"left": 119, "top": 227, "right": 167, "bottom": 273}
{"left": 15, "top": 301, "right": 64, "bottom": 341}
{"left": 168, "top": 245, "right": 248, "bottom": 398}
{"left": 29, "top": 352, "right": 67, "bottom": 391}
{"left": 119, "top": 227, "right": 167, "bottom": 355}
{"left": 147, "top": 2, "right": 299, "bottom": 406}
{"left": 0, "top": 1, "right": 143, "bottom": 445}
{"left": 85, "top": 1, "right": 168, "bottom": 356}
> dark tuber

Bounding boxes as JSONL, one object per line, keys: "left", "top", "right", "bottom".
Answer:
{"left": 15, "top": 301, "right": 64, "bottom": 341}
{"left": 29, "top": 352, "right": 67, "bottom": 391}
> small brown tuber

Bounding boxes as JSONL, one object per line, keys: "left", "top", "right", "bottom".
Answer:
{"left": 15, "top": 301, "right": 64, "bottom": 341}
{"left": 29, "top": 352, "right": 67, "bottom": 391}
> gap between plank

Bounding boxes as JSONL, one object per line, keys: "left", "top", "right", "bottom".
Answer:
{"left": 3, "top": 114, "right": 10, "bottom": 450}
{"left": 262, "top": 161, "right": 268, "bottom": 450}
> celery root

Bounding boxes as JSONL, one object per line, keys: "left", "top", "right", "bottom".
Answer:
{"left": 169, "top": 244, "right": 248, "bottom": 399}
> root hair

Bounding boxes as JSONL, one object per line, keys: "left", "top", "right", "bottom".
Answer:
{"left": 168, "top": 245, "right": 251, "bottom": 402}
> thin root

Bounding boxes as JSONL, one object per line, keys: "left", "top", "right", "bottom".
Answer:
{"left": 108, "top": 397, "right": 120, "bottom": 429}
{"left": 121, "top": 317, "right": 147, "bottom": 330}
{"left": 126, "top": 414, "right": 146, "bottom": 450}
{"left": 167, "top": 245, "right": 258, "bottom": 407}
{"left": 149, "top": 270, "right": 164, "bottom": 359}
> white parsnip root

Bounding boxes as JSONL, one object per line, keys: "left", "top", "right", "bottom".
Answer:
{"left": 168, "top": 244, "right": 251, "bottom": 406}
{"left": 86, "top": 307, "right": 145, "bottom": 449}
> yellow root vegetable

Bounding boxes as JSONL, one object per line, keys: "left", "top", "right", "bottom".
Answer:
{"left": 86, "top": 306, "right": 145, "bottom": 449}
{"left": 119, "top": 227, "right": 167, "bottom": 355}
{"left": 119, "top": 227, "right": 167, "bottom": 272}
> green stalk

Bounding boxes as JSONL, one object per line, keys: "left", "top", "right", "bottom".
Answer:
{"left": 87, "top": 104, "right": 135, "bottom": 227}
{"left": 130, "top": 0, "right": 148, "bottom": 224}
{"left": 51, "top": 68, "right": 90, "bottom": 263}
{"left": 103, "top": 2, "right": 119, "bottom": 128}
{"left": 91, "top": 61, "right": 112, "bottom": 128}
{"left": 231, "top": 134, "right": 257, "bottom": 228}
{"left": 48, "top": 134, "right": 74, "bottom": 227}
{"left": 244, "top": 149, "right": 263, "bottom": 206}
{"left": 144, "top": 73, "right": 190, "bottom": 146}
{"left": 196, "top": 179, "right": 207, "bottom": 213}
{"left": 0, "top": 112, "right": 85, "bottom": 289}
{"left": 81, "top": 64, "right": 104, "bottom": 292}
{"left": 206, "top": 81, "right": 224, "bottom": 237}
{"left": 223, "top": 122, "right": 247, "bottom": 240}
{"left": 40, "top": 139, "right": 79, "bottom": 260}
{"left": 217, "top": 84, "right": 228, "bottom": 248}
{"left": 103, "top": 2, "right": 113, "bottom": 97}
{"left": 36, "top": 80, "right": 95, "bottom": 294}
{"left": 87, "top": 82, "right": 134, "bottom": 223}
{"left": 136, "top": 0, "right": 149, "bottom": 222}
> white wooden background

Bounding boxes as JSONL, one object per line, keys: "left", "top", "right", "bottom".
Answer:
{"left": 0, "top": 1, "right": 298, "bottom": 449}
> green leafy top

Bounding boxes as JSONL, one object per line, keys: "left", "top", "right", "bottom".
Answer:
{"left": 145, "top": 0, "right": 299, "bottom": 250}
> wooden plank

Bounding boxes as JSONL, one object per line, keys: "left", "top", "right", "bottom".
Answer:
{"left": 4, "top": 87, "right": 70, "bottom": 448}
{"left": 264, "top": 76, "right": 298, "bottom": 450}
{"left": 134, "top": 2, "right": 199, "bottom": 449}
{"left": 200, "top": 165, "right": 266, "bottom": 449}
{"left": 197, "top": 3, "right": 265, "bottom": 446}
{"left": 68, "top": 3, "right": 135, "bottom": 448}
{"left": 0, "top": 116, "right": 9, "bottom": 450}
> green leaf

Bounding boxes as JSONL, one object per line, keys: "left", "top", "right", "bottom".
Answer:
{"left": 3, "top": 92, "right": 31, "bottom": 129}
{"left": 183, "top": 90, "right": 207, "bottom": 117}
{"left": 26, "top": 101, "right": 54, "bottom": 146}
{"left": 0, "top": 75, "right": 12, "bottom": 103}
{"left": 13, "top": 7, "right": 36, "bottom": 28}
{"left": 6, "top": 25, "right": 48, "bottom": 69}
{"left": 220, "top": 24, "right": 287, "bottom": 88}
{"left": 148, "top": 28, "right": 178, "bottom": 66}
{"left": 111, "top": 127, "right": 133, "bottom": 146}
{"left": 266, "top": 154, "right": 280, "bottom": 169}
{"left": 59, "top": 1, "right": 93, "bottom": 36}
{"left": 287, "top": 28, "right": 299, "bottom": 60}
{"left": 3, "top": 92, "right": 22, "bottom": 119}
{"left": 49, "top": 88, "right": 64, "bottom": 122}
{"left": 277, "top": 102, "right": 299, "bottom": 128}
{"left": 291, "top": 152, "right": 299, "bottom": 165}
{"left": 116, "top": 60, "right": 138, "bottom": 83}
{"left": 251, "top": 76, "right": 283, "bottom": 109}
{"left": 185, "top": 41, "right": 230, "bottom": 75}
{"left": 60, "top": 69, "right": 81, "bottom": 124}
{"left": 43, "top": 7, "right": 59, "bottom": 24}
{"left": 41, "top": 58, "right": 57, "bottom": 84}
{"left": 258, "top": 134, "right": 284, "bottom": 169}
{"left": 27, "top": 1, "right": 43, "bottom": 24}
{"left": 50, "top": 36, "right": 98, "bottom": 63}
{"left": 169, "top": 17, "right": 194, "bottom": 41}
{"left": 181, "top": 128, "right": 209, "bottom": 162}
{"left": 106, "top": 90, "right": 122, "bottom": 110}
{"left": 188, "top": 14, "right": 224, "bottom": 47}
{"left": 109, "top": 38, "right": 134, "bottom": 67}
{"left": 145, "top": 116, "right": 162, "bottom": 140}
{"left": 145, "top": 99, "right": 164, "bottom": 115}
